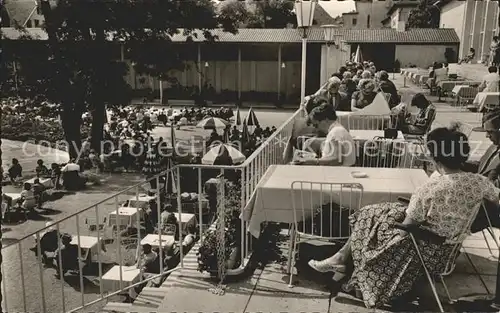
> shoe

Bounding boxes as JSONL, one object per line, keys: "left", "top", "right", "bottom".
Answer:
{"left": 308, "top": 259, "right": 346, "bottom": 273}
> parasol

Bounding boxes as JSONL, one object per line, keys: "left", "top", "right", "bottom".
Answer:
{"left": 202, "top": 143, "right": 246, "bottom": 165}
{"left": 196, "top": 117, "right": 229, "bottom": 129}
{"left": 245, "top": 107, "right": 260, "bottom": 127}
{"left": 235, "top": 107, "right": 242, "bottom": 126}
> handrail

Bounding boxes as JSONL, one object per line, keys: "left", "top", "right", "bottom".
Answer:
{"left": 2, "top": 107, "right": 304, "bottom": 249}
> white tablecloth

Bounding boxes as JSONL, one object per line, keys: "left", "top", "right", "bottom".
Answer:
{"left": 140, "top": 234, "right": 175, "bottom": 250}
{"left": 108, "top": 207, "right": 143, "bottom": 227}
{"left": 102, "top": 265, "right": 141, "bottom": 297}
{"left": 70, "top": 235, "right": 98, "bottom": 261}
{"left": 474, "top": 92, "right": 500, "bottom": 111}
{"left": 337, "top": 112, "right": 391, "bottom": 130}
{"left": 242, "top": 165, "right": 429, "bottom": 238}
{"left": 25, "top": 177, "right": 52, "bottom": 188}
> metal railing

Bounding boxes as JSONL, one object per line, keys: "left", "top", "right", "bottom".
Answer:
{"left": 1, "top": 108, "right": 303, "bottom": 313}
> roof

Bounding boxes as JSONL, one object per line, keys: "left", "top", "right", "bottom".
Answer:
{"left": 312, "top": 4, "right": 338, "bottom": 26}
{"left": 1, "top": 27, "right": 460, "bottom": 44}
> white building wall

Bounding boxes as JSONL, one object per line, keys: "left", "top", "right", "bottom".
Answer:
{"left": 440, "top": 0, "right": 466, "bottom": 41}
{"left": 320, "top": 43, "right": 348, "bottom": 83}
{"left": 395, "top": 45, "right": 458, "bottom": 68}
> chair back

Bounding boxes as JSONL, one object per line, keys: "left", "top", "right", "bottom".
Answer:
{"left": 347, "top": 114, "right": 390, "bottom": 131}
{"left": 457, "top": 122, "right": 474, "bottom": 137}
{"left": 160, "top": 223, "right": 177, "bottom": 236}
{"left": 290, "top": 181, "right": 364, "bottom": 241}
{"left": 360, "top": 138, "right": 410, "bottom": 168}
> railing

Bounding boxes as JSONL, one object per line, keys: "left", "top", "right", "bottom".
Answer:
{"left": 1, "top": 107, "right": 304, "bottom": 313}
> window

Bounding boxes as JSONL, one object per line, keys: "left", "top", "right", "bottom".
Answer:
{"left": 367, "top": 15, "right": 371, "bottom": 28}
{"left": 353, "top": 18, "right": 357, "bottom": 26}
{"left": 36, "top": 6, "right": 41, "bottom": 15}
{"left": 26, "top": 20, "right": 32, "bottom": 28}
{"left": 34, "top": 19, "right": 39, "bottom": 27}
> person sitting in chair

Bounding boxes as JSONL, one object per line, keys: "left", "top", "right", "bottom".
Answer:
{"left": 136, "top": 244, "right": 158, "bottom": 274}
{"left": 459, "top": 47, "right": 476, "bottom": 64}
{"left": 351, "top": 79, "right": 378, "bottom": 111}
{"left": 32, "top": 222, "right": 60, "bottom": 264}
{"left": 35, "top": 159, "right": 50, "bottom": 178}
{"left": 399, "top": 93, "right": 436, "bottom": 135}
{"left": 303, "top": 77, "right": 350, "bottom": 111}
{"left": 8, "top": 158, "right": 22, "bottom": 185}
{"left": 55, "top": 235, "right": 80, "bottom": 279}
{"left": 20, "top": 182, "right": 36, "bottom": 212}
{"left": 32, "top": 178, "right": 46, "bottom": 210}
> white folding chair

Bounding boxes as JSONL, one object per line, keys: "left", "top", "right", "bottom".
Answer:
{"left": 85, "top": 216, "right": 107, "bottom": 231}
{"left": 456, "top": 121, "right": 474, "bottom": 138}
{"left": 361, "top": 138, "right": 410, "bottom": 169}
{"left": 347, "top": 114, "right": 390, "bottom": 131}
{"left": 287, "top": 181, "right": 364, "bottom": 287}
{"left": 394, "top": 202, "right": 488, "bottom": 312}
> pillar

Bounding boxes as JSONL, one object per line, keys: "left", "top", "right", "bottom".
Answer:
{"left": 238, "top": 47, "right": 241, "bottom": 100}
{"left": 277, "top": 44, "right": 282, "bottom": 100}
{"left": 461, "top": 0, "right": 474, "bottom": 59}
{"left": 197, "top": 44, "right": 202, "bottom": 90}
{"left": 471, "top": 0, "right": 485, "bottom": 59}
{"left": 481, "top": 0, "right": 497, "bottom": 61}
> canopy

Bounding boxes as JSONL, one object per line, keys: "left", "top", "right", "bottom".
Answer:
{"left": 197, "top": 117, "right": 229, "bottom": 129}
{"left": 245, "top": 108, "right": 260, "bottom": 127}
{"left": 202, "top": 144, "right": 246, "bottom": 165}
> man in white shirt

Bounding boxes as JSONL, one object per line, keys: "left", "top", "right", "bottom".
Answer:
{"left": 479, "top": 66, "right": 500, "bottom": 93}
{"left": 293, "top": 103, "right": 356, "bottom": 166}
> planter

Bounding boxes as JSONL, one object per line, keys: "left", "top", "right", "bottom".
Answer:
{"left": 207, "top": 246, "right": 242, "bottom": 279}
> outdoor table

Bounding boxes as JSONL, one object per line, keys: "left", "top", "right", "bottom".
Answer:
{"left": 108, "top": 207, "right": 143, "bottom": 227}
{"left": 102, "top": 265, "right": 141, "bottom": 298}
{"left": 242, "top": 165, "right": 429, "bottom": 238}
{"left": 3, "top": 193, "right": 21, "bottom": 203}
{"left": 70, "top": 235, "right": 99, "bottom": 262}
{"left": 25, "top": 177, "right": 52, "bottom": 188}
{"left": 140, "top": 234, "right": 175, "bottom": 250}
{"left": 474, "top": 92, "right": 500, "bottom": 111}
{"left": 125, "top": 195, "right": 156, "bottom": 209}
{"left": 173, "top": 212, "right": 197, "bottom": 232}
{"left": 437, "top": 80, "right": 465, "bottom": 93}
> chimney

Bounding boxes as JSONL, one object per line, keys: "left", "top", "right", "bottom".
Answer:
{"left": 396, "top": 21, "right": 406, "bottom": 32}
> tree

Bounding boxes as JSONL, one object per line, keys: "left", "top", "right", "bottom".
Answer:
{"left": 33, "top": 0, "right": 237, "bottom": 155}
{"left": 219, "top": 0, "right": 296, "bottom": 28}
{"left": 407, "top": 0, "right": 440, "bottom": 29}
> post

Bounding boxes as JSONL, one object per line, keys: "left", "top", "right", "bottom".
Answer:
{"left": 159, "top": 80, "right": 163, "bottom": 104}
{"left": 326, "top": 44, "right": 330, "bottom": 81}
{"left": 301, "top": 36, "right": 307, "bottom": 102}
{"left": 120, "top": 44, "right": 124, "bottom": 62}
{"left": 238, "top": 46, "right": 242, "bottom": 101}
{"left": 277, "top": 44, "right": 282, "bottom": 101}
{"left": 198, "top": 44, "right": 202, "bottom": 90}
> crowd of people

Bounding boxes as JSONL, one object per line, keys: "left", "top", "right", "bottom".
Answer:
{"left": 1, "top": 96, "right": 60, "bottom": 121}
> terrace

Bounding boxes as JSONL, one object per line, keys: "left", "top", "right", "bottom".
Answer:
{"left": 2, "top": 74, "right": 498, "bottom": 313}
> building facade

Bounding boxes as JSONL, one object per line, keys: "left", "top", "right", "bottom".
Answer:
{"left": 440, "top": 0, "right": 499, "bottom": 61}
{"left": 342, "top": 0, "right": 389, "bottom": 29}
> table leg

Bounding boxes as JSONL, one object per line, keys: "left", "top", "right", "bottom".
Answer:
{"left": 286, "top": 225, "right": 295, "bottom": 274}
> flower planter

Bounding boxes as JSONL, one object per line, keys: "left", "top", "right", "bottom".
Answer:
{"left": 207, "top": 246, "right": 242, "bottom": 279}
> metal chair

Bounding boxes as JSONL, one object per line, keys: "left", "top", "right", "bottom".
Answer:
{"left": 393, "top": 202, "right": 488, "bottom": 312}
{"left": 361, "top": 138, "right": 410, "bottom": 169}
{"left": 287, "top": 181, "right": 364, "bottom": 287}
{"left": 347, "top": 114, "right": 390, "bottom": 131}
{"left": 85, "top": 216, "right": 107, "bottom": 231}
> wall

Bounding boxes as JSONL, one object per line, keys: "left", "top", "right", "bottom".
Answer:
{"left": 320, "top": 42, "right": 349, "bottom": 83}
{"left": 354, "top": 1, "right": 389, "bottom": 29}
{"left": 395, "top": 44, "right": 459, "bottom": 68}
{"left": 440, "top": 0, "right": 466, "bottom": 42}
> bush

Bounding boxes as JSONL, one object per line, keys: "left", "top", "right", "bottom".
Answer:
{"left": 1, "top": 114, "right": 91, "bottom": 148}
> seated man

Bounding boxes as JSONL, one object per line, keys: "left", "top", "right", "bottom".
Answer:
{"left": 32, "top": 222, "right": 60, "bottom": 264}
{"left": 377, "top": 71, "right": 399, "bottom": 108}
{"left": 400, "top": 93, "right": 436, "bottom": 135}
{"left": 136, "top": 244, "right": 158, "bottom": 274}
{"left": 32, "top": 178, "right": 46, "bottom": 209}
{"left": 303, "top": 77, "right": 350, "bottom": 111}
{"left": 459, "top": 47, "right": 476, "bottom": 64}
{"left": 8, "top": 158, "right": 22, "bottom": 185}
{"left": 61, "top": 160, "right": 86, "bottom": 190}
{"left": 35, "top": 159, "right": 50, "bottom": 178}
{"left": 292, "top": 103, "right": 356, "bottom": 167}
{"left": 55, "top": 235, "right": 80, "bottom": 278}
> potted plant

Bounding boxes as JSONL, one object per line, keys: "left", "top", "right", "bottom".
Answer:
{"left": 197, "top": 183, "right": 242, "bottom": 278}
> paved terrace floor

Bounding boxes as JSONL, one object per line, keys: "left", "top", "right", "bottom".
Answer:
{"left": 102, "top": 75, "right": 500, "bottom": 312}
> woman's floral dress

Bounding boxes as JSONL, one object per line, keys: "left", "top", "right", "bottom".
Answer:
{"left": 347, "top": 173, "right": 498, "bottom": 308}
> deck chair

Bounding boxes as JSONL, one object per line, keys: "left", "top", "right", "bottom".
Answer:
{"left": 393, "top": 202, "right": 487, "bottom": 312}
{"left": 404, "top": 108, "right": 437, "bottom": 142}
{"left": 287, "top": 181, "right": 364, "bottom": 287}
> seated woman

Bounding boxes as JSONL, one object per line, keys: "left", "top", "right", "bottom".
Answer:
{"left": 50, "top": 163, "right": 62, "bottom": 189}
{"left": 8, "top": 158, "right": 22, "bottom": 185}
{"left": 292, "top": 103, "right": 356, "bottom": 167}
{"left": 35, "top": 159, "right": 50, "bottom": 178}
{"left": 459, "top": 47, "right": 476, "bottom": 64}
{"left": 20, "top": 182, "right": 37, "bottom": 212}
{"left": 399, "top": 93, "right": 436, "bottom": 135}
{"left": 61, "top": 160, "right": 86, "bottom": 190}
{"left": 351, "top": 79, "right": 378, "bottom": 111}
{"left": 308, "top": 126, "right": 498, "bottom": 309}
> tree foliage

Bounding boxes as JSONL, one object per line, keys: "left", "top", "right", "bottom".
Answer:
{"left": 6, "top": 0, "right": 237, "bottom": 156}
{"left": 219, "top": 0, "right": 296, "bottom": 28}
{"left": 407, "top": 0, "right": 440, "bottom": 29}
